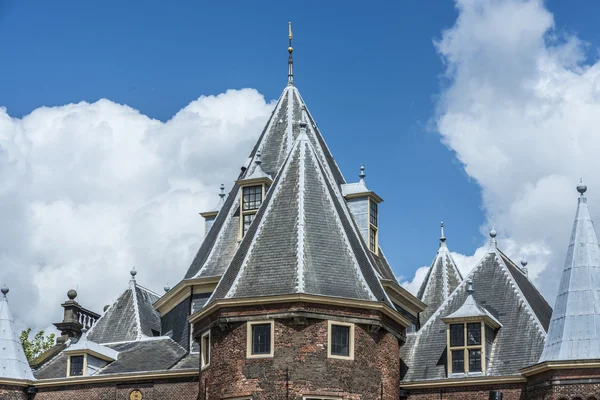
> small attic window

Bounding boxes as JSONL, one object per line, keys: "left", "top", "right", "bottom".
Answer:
{"left": 368, "top": 199, "right": 378, "bottom": 254}
{"left": 69, "top": 355, "right": 84, "bottom": 377}
{"left": 447, "top": 322, "right": 490, "bottom": 374}
{"left": 242, "top": 186, "right": 262, "bottom": 211}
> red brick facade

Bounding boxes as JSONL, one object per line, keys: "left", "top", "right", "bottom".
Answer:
{"left": 30, "top": 379, "right": 198, "bottom": 400}
{"left": 194, "top": 302, "right": 404, "bottom": 399}
{"left": 524, "top": 367, "right": 600, "bottom": 400}
{"left": 403, "top": 383, "right": 525, "bottom": 400}
{"left": 0, "top": 384, "right": 28, "bottom": 400}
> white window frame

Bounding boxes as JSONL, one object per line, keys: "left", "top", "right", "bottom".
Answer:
{"left": 303, "top": 396, "right": 343, "bottom": 400}
{"left": 200, "top": 330, "right": 211, "bottom": 370}
{"left": 247, "top": 320, "right": 275, "bottom": 359}
{"left": 327, "top": 320, "right": 355, "bottom": 360}
{"left": 66, "top": 353, "right": 87, "bottom": 377}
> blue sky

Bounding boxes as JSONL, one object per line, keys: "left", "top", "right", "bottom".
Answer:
{"left": 2, "top": 0, "right": 600, "bottom": 327}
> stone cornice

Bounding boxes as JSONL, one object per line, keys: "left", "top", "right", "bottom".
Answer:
{"left": 188, "top": 293, "right": 412, "bottom": 328}
{"left": 520, "top": 359, "right": 600, "bottom": 377}
{"left": 154, "top": 276, "right": 221, "bottom": 315}
{"left": 33, "top": 369, "right": 199, "bottom": 387}
{"left": 380, "top": 279, "right": 426, "bottom": 316}
{"left": 400, "top": 375, "right": 526, "bottom": 389}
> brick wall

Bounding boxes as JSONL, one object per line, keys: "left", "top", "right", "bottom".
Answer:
{"left": 196, "top": 303, "right": 403, "bottom": 400}
{"left": 0, "top": 384, "right": 28, "bottom": 400}
{"left": 32, "top": 379, "right": 198, "bottom": 400}
{"left": 525, "top": 367, "right": 600, "bottom": 400}
{"left": 405, "top": 383, "right": 525, "bottom": 400}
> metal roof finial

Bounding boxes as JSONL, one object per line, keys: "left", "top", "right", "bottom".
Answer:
{"left": 287, "top": 22, "right": 294, "bottom": 86}
{"left": 1, "top": 285, "right": 8, "bottom": 297}
{"left": 359, "top": 164, "right": 366, "bottom": 182}
{"left": 577, "top": 178, "right": 587, "bottom": 196}
{"left": 440, "top": 221, "right": 446, "bottom": 243}
{"left": 164, "top": 285, "right": 170, "bottom": 293}
{"left": 466, "top": 279, "right": 474, "bottom": 295}
{"left": 130, "top": 266, "right": 137, "bottom": 281}
{"left": 489, "top": 227, "right": 497, "bottom": 251}
{"left": 521, "top": 257, "right": 528, "bottom": 276}
{"left": 255, "top": 150, "right": 262, "bottom": 166}
{"left": 219, "top": 184, "right": 226, "bottom": 200}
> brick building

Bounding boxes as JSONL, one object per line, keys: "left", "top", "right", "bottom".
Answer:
{"left": 0, "top": 26, "right": 599, "bottom": 400}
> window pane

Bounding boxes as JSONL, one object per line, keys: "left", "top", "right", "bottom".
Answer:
{"left": 369, "top": 227, "right": 377, "bottom": 252}
{"left": 467, "top": 323, "right": 481, "bottom": 345}
{"left": 70, "top": 355, "right": 84, "bottom": 376}
{"left": 450, "top": 324, "right": 464, "bottom": 347}
{"left": 243, "top": 186, "right": 262, "bottom": 211}
{"left": 451, "top": 350, "right": 464, "bottom": 373}
{"left": 243, "top": 214, "right": 255, "bottom": 236}
{"left": 469, "top": 349, "right": 482, "bottom": 372}
{"left": 252, "top": 324, "right": 271, "bottom": 355}
{"left": 331, "top": 325, "right": 350, "bottom": 357}
{"left": 370, "top": 201, "right": 378, "bottom": 227}
{"left": 201, "top": 334, "right": 210, "bottom": 366}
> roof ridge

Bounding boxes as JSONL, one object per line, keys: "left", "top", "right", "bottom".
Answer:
{"left": 492, "top": 248, "right": 547, "bottom": 338}
{"left": 306, "top": 141, "right": 376, "bottom": 301}
{"left": 130, "top": 280, "right": 144, "bottom": 340}
{"left": 222, "top": 140, "right": 300, "bottom": 299}
{"left": 295, "top": 134, "right": 307, "bottom": 293}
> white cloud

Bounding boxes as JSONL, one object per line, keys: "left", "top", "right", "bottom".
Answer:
{"left": 0, "top": 89, "right": 274, "bottom": 331}
{"left": 401, "top": 0, "right": 600, "bottom": 302}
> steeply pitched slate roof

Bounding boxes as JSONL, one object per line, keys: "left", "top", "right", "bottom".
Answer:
{"left": 34, "top": 338, "right": 188, "bottom": 379}
{"left": 0, "top": 291, "right": 34, "bottom": 380}
{"left": 184, "top": 85, "right": 347, "bottom": 281}
{"left": 417, "top": 236, "right": 463, "bottom": 326}
{"left": 401, "top": 246, "right": 549, "bottom": 381}
{"left": 87, "top": 280, "right": 160, "bottom": 344}
{"left": 540, "top": 189, "right": 600, "bottom": 362}
{"left": 209, "top": 127, "right": 391, "bottom": 306}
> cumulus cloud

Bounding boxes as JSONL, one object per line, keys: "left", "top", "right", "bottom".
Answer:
{"left": 0, "top": 89, "right": 274, "bottom": 331}
{"left": 404, "top": 0, "right": 600, "bottom": 301}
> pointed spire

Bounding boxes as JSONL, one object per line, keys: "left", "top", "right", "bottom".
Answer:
{"left": 0, "top": 286, "right": 34, "bottom": 380}
{"left": 540, "top": 181, "right": 600, "bottom": 362}
{"left": 440, "top": 221, "right": 446, "bottom": 244}
{"left": 287, "top": 22, "right": 294, "bottom": 86}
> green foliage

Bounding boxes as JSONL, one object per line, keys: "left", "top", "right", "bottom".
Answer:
{"left": 20, "top": 328, "right": 56, "bottom": 361}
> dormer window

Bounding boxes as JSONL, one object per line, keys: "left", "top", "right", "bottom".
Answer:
{"left": 236, "top": 151, "right": 273, "bottom": 238}
{"left": 441, "top": 280, "right": 501, "bottom": 376}
{"left": 68, "top": 355, "right": 84, "bottom": 377}
{"left": 64, "top": 328, "right": 118, "bottom": 377}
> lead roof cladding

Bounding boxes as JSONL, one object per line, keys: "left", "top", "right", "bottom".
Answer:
{"left": 0, "top": 288, "right": 34, "bottom": 380}
{"left": 86, "top": 279, "right": 161, "bottom": 344}
{"left": 209, "top": 126, "right": 393, "bottom": 305}
{"left": 401, "top": 243, "right": 551, "bottom": 381}
{"left": 540, "top": 187, "right": 600, "bottom": 362}
{"left": 417, "top": 230, "right": 463, "bottom": 326}
{"left": 184, "top": 85, "right": 398, "bottom": 284}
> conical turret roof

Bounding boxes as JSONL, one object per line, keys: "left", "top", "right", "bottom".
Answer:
{"left": 540, "top": 182, "right": 600, "bottom": 362}
{"left": 209, "top": 120, "right": 391, "bottom": 305}
{"left": 417, "top": 223, "right": 463, "bottom": 326}
{"left": 0, "top": 286, "right": 34, "bottom": 380}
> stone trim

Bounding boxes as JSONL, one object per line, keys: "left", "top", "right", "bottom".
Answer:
{"left": 246, "top": 320, "right": 275, "bottom": 359}
{"left": 400, "top": 375, "right": 526, "bottom": 389}
{"left": 154, "top": 276, "right": 220, "bottom": 314}
{"left": 34, "top": 369, "right": 199, "bottom": 387}
{"left": 327, "top": 320, "right": 355, "bottom": 360}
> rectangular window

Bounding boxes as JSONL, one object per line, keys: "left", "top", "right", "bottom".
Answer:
{"left": 469, "top": 349, "right": 482, "bottom": 372}
{"left": 243, "top": 213, "right": 255, "bottom": 236}
{"left": 331, "top": 325, "right": 350, "bottom": 357}
{"left": 370, "top": 200, "right": 378, "bottom": 227}
{"left": 451, "top": 350, "right": 464, "bottom": 373}
{"left": 467, "top": 323, "right": 481, "bottom": 345}
{"left": 200, "top": 330, "right": 210, "bottom": 369}
{"left": 450, "top": 324, "right": 464, "bottom": 347}
{"left": 369, "top": 227, "right": 377, "bottom": 252}
{"left": 252, "top": 324, "right": 271, "bottom": 355}
{"left": 69, "top": 355, "right": 84, "bottom": 376}
{"left": 327, "top": 321, "right": 354, "bottom": 360}
{"left": 242, "top": 186, "right": 262, "bottom": 211}
{"left": 246, "top": 321, "right": 274, "bottom": 358}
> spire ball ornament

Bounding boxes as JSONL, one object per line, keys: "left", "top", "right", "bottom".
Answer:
{"left": 577, "top": 178, "right": 587, "bottom": 195}
{"left": 521, "top": 258, "right": 528, "bottom": 267}
{"left": 1, "top": 285, "right": 8, "bottom": 296}
{"left": 67, "top": 289, "right": 78, "bottom": 300}
{"left": 466, "top": 279, "right": 474, "bottom": 295}
{"left": 130, "top": 267, "right": 137, "bottom": 279}
{"left": 489, "top": 228, "right": 497, "bottom": 238}
{"left": 359, "top": 164, "right": 366, "bottom": 180}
